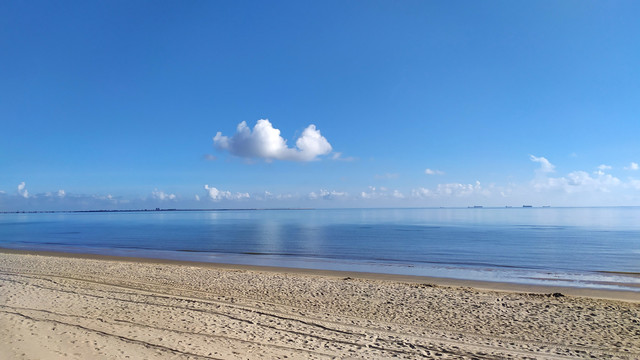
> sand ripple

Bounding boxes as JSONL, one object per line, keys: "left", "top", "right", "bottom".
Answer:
{"left": 1, "top": 252, "right": 638, "bottom": 359}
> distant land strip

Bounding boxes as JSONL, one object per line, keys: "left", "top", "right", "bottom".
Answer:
{"left": 0, "top": 208, "right": 316, "bottom": 214}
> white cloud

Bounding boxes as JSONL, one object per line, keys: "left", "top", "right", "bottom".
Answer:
{"left": 360, "top": 186, "right": 379, "bottom": 199}
{"left": 424, "top": 168, "right": 444, "bottom": 175}
{"left": 17, "top": 182, "right": 29, "bottom": 198}
{"left": 412, "top": 181, "right": 487, "bottom": 198}
{"left": 594, "top": 164, "right": 613, "bottom": 176}
{"left": 629, "top": 179, "right": 640, "bottom": 190}
{"left": 57, "top": 190, "right": 66, "bottom": 198}
{"left": 88, "top": 194, "right": 121, "bottom": 203}
{"left": 152, "top": 189, "right": 176, "bottom": 201}
{"left": 252, "top": 191, "right": 274, "bottom": 201}
{"left": 213, "top": 119, "right": 332, "bottom": 162}
{"left": 567, "top": 171, "right": 620, "bottom": 191}
{"left": 275, "top": 193, "right": 295, "bottom": 200}
{"left": 203, "top": 154, "right": 217, "bottom": 161}
{"left": 194, "top": 194, "right": 200, "bottom": 201}
{"left": 530, "top": 155, "right": 555, "bottom": 173}
{"left": 532, "top": 170, "right": 621, "bottom": 193}
{"left": 625, "top": 162, "right": 639, "bottom": 171}
{"left": 331, "top": 152, "right": 356, "bottom": 162}
{"left": 360, "top": 186, "right": 404, "bottom": 199}
{"left": 256, "top": 191, "right": 295, "bottom": 201}
{"left": 527, "top": 156, "right": 622, "bottom": 196}
{"left": 436, "top": 181, "right": 485, "bottom": 197}
{"left": 204, "top": 185, "right": 250, "bottom": 201}
{"left": 308, "top": 189, "right": 347, "bottom": 200}
{"left": 411, "top": 187, "right": 432, "bottom": 198}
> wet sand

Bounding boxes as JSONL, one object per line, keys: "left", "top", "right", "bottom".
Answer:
{"left": 1, "top": 249, "right": 639, "bottom": 359}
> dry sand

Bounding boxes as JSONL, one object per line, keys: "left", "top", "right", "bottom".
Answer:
{"left": 0, "top": 250, "right": 638, "bottom": 359}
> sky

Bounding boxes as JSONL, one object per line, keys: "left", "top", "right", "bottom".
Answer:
{"left": 1, "top": 0, "right": 639, "bottom": 210}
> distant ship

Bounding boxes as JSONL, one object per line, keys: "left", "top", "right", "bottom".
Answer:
{"left": 522, "top": 205, "right": 533, "bottom": 208}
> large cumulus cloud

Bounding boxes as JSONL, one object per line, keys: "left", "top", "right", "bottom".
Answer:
{"left": 213, "top": 119, "right": 332, "bottom": 162}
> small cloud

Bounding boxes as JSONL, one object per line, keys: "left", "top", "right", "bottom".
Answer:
{"left": 532, "top": 170, "right": 621, "bottom": 193}
{"left": 594, "top": 164, "right": 612, "bottom": 176}
{"left": 424, "top": 168, "right": 444, "bottom": 175}
{"left": 17, "top": 182, "right": 29, "bottom": 198}
{"left": 308, "top": 189, "right": 347, "bottom": 200}
{"left": 213, "top": 119, "right": 332, "bottom": 162}
{"left": 411, "top": 187, "right": 431, "bottom": 198}
{"left": 360, "top": 186, "right": 379, "bottom": 199}
{"left": 204, "top": 185, "right": 250, "bottom": 201}
{"left": 253, "top": 191, "right": 274, "bottom": 201}
{"left": 57, "top": 190, "right": 66, "bottom": 198}
{"left": 530, "top": 155, "right": 555, "bottom": 173}
{"left": 194, "top": 194, "right": 200, "bottom": 201}
{"left": 331, "top": 152, "right": 356, "bottom": 162}
{"left": 203, "top": 154, "right": 217, "bottom": 161}
{"left": 360, "top": 186, "right": 403, "bottom": 199}
{"left": 256, "top": 190, "right": 296, "bottom": 201}
{"left": 625, "top": 162, "right": 639, "bottom": 171}
{"left": 412, "top": 181, "right": 486, "bottom": 198}
{"left": 152, "top": 189, "right": 176, "bottom": 201}
{"left": 274, "top": 192, "right": 295, "bottom": 200}
{"left": 436, "top": 181, "right": 485, "bottom": 197}
{"left": 91, "top": 194, "right": 117, "bottom": 202}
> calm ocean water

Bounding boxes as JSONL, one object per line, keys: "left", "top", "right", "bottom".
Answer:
{"left": 1, "top": 207, "right": 639, "bottom": 291}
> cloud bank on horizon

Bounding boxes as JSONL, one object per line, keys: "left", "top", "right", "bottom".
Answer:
{"left": 5, "top": 154, "right": 640, "bottom": 211}
{"left": 213, "top": 120, "right": 333, "bottom": 162}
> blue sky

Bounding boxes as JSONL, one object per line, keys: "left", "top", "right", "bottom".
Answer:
{"left": 1, "top": 1, "right": 639, "bottom": 210}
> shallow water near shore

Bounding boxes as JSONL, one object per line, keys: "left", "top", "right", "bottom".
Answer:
{"left": 1, "top": 207, "right": 639, "bottom": 291}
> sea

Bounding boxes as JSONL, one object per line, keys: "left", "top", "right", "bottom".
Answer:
{"left": 1, "top": 207, "right": 639, "bottom": 292}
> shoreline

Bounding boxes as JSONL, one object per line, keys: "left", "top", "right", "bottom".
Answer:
{"left": 2, "top": 247, "right": 638, "bottom": 303}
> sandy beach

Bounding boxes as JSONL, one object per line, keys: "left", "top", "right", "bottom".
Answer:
{"left": 1, "top": 250, "right": 638, "bottom": 359}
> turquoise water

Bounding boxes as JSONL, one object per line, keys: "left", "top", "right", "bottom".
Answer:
{"left": 1, "top": 207, "right": 639, "bottom": 291}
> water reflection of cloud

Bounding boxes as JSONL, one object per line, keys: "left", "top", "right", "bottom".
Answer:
{"left": 257, "top": 220, "right": 282, "bottom": 254}
{"left": 299, "top": 224, "right": 323, "bottom": 256}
